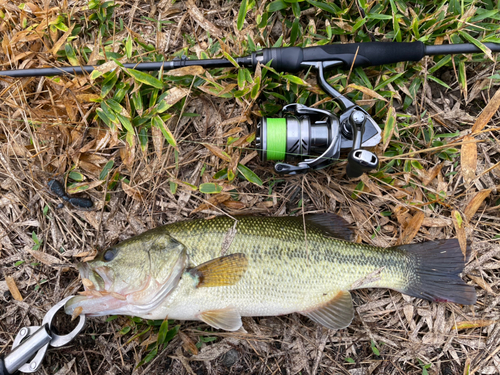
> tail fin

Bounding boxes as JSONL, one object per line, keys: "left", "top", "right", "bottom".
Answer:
{"left": 399, "top": 239, "right": 476, "bottom": 305}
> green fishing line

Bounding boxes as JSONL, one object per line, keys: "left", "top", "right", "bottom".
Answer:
{"left": 266, "top": 118, "right": 287, "bottom": 160}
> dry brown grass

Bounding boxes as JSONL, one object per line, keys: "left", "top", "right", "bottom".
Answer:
{"left": 1, "top": 1, "right": 500, "bottom": 374}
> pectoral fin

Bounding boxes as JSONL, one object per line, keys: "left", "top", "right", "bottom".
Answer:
{"left": 188, "top": 253, "right": 248, "bottom": 288}
{"left": 198, "top": 307, "right": 242, "bottom": 331}
{"left": 302, "top": 290, "right": 354, "bottom": 330}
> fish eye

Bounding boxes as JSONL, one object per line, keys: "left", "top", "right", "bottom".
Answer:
{"left": 103, "top": 247, "right": 118, "bottom": 262}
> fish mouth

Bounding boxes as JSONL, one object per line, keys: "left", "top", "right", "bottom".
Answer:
{"left": 65, "top": 262, "right": 128, "bottom": 316}
{"left": 77, "top": 262, "right": 114, "bottom": 293}
{"left": 65, "top": 249, "right": 188, "bottom": 318}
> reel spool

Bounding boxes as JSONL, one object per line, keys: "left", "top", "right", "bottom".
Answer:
{"left": 256, "top": 104, "right": 340, "bottom": 174}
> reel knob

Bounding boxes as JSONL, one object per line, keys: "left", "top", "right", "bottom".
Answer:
{"left": 344, "top": 110, "right": 379, "bottom": 178}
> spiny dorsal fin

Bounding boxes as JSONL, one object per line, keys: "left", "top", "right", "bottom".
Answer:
{"left": 198, "top": 307, "right": 242, "bottom": 331}
{"left": 188, "top": 253, "right": 248, "bottom": 288}
{"left": 302, "top": 290, "right": 354, "bottom": 330}
{"left": 305, "top": 213, "right": 354, "bottom": 242}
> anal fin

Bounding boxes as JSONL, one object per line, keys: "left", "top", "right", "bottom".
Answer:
{"left": 198, "top": 307, "right": 242, "bottom": 331}
{"left": 188, "top": 253, "right": 248, "bottom": 288}
{"left": 302, "top": 290, "right": 354, "bottom": 330}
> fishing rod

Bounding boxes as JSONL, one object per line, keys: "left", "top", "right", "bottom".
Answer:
{"left": 2, "top": 41, "right": 499, "bottom": 177}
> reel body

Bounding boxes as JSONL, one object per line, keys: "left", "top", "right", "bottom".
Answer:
{"left": 256, "top": 60, "right": 382, "bottom": 177}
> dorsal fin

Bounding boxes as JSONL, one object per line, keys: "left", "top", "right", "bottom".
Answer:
{"left": 305, "top": 213, "right": 354, "bottom": 241}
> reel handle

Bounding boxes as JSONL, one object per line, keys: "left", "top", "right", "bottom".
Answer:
{"left": 345, "top": 110, "right": 379, "bottom": 178}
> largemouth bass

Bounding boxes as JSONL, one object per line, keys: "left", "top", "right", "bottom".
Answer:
{"left": 65, "top": 214, "right": 476, "bottom": 331}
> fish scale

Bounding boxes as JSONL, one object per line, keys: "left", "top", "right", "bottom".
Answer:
{"left": 65, "top": 214, "right": 476, "bottom": 331}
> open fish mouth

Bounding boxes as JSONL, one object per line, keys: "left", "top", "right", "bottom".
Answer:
{"left": 65, "top": 249, "right": 188, "bottom": 318}
{"left": 78, "top": 263, "right": 115, "bottom": 293}
{"left": 64, "top": 263, "right": 130, "bottom": 317}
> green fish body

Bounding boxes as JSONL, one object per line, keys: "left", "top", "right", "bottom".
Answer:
{"left": 65, "top": 214, "right": 476, "bottom": 331}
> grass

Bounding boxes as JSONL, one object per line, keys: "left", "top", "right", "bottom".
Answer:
{"left": 0, "top": 0, "right": 499, "bottom": 374}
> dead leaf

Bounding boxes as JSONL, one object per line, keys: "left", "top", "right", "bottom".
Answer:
{"left": 187, "top": 0, "right": 222, "bottom": 37}
{"left": 27, "top": 249, "right": 62, "bottom": 267}
{"left": 95, "top": 60, "right": 119, "bottom": 74}
{"left": 152, "top": 124, "right": 164, "bottom": 160}
{"left": 422, "top": 162, "right": 443, "bottom": 186}
{"left": 223, "top": 127, "right": 244, "bottom": 138}
{"left": 64, "top": 101, "right": 77, "bottom": 122}
{"left": 51, "top": 23, "right": 75, "bottom": 55}
{"left": 168, "top": 65, "right": 205, "bottom": 77}
{"left": 3, "top": 144, "right": 30, "bottom": 157}
{"left": 461, "top": 135, "right": 477, "bottom": 186}
{"left": 421, "top": 217, "right": 452, "bottom": 227}
{"left": 228, "top": 149, "right": 240, "bottom": 177}
{"left": 76, "top": 94, "right": 101, "bottom": 102}
{"left": 463, "top": 357, "right": 471, "bottom": 375}
{"left": 52, "top": 358, "right": 76, "bottom": 375}
{"left": 203, "top": 143, "right": 231, "bottom": 162}
{"left": 468, "top": 274, "right": 495, "bottom": 295}
{"left": 120, "top": 133, "right": 136, "bottom": 171}
{"left": 82, "top": 211, "right": 100, "bottom": 231}
{"left": 140, "top": 333, "right": 159, "bottom": 348}
{"left": 192, "top": 338, "right": 240, "bottom": 361}
{"left": 230, "top": 132, "right": 255, "bottom": 148}
{"left": 311, "top": 182, "right": 346, "bottom": 203}
{"left": 220, "top": 116, "right": 249, "bottom": 127}
{"left": 66, "top": 180, "right": 104, "bottom": 194}
{"left": 218, "top": 83, "right": 237, "bottom": 96}
{"left": 360, "top": 174, "right": 382, "bottom": 196}
{"left": 256, "top": 201, "right": 273, "bottom": 208}
{"left": 6, "top": 276, "right": 23, "bottom": 301}
{"left": 221, "top": 200, "right": 246, "bottom": 209}
{"left": 78, "top": 160, "right": 102, "bottom": 176}
{"left": 74, "top": 248, "right": 98, "bottom": 259}
{"left": 396, "top": 211, "right": 424, "bottom": 245}
{"left": 79, "top": 139, "right": 96, "bottom": 154}
{"left": 191, "top": 193, "right": 231, "bottom": 214}
{"left": 163, "top": 87, "right": 190, "bottom": 106}
{"left": 179, "top": 331, "right": 198, "bottom": 355}
{"left": 381, "top": 106, "right": 396, "bottom": 152}
{"left": 345, "top": 84, "right": 387, "bottom": 101}
{"left": 122, "top": 181, "right": 143, "bottom": 201}
{"left": 239, "top": 151, "right": 258, "bottom": 166}
{"left": 464, "top": 189, "right": 491, "bottom": 221}
{"left": 452, "top": 320, "right": 495, "bottom": 330}
{"left": 94, "top": 129, "right": 112, "bottom": 151}
{"left": 451, "top": 210, "right": 467, "bottom": 257}
{"left": 471, "top": 88, "right": 500, "bottom": 133}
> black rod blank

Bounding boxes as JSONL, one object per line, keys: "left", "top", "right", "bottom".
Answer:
{"left": 0, "top": 42, "right": 497, "bottom": 78}
{"left": 0, "top": 58, "right": 236, "bottom": 78}
{"left": 425, "top": 42, "right": 500, "bottom": 56}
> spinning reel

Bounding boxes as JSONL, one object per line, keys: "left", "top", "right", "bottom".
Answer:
{"left": 256, "top": 61, "right": 381, "bottom": 177}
